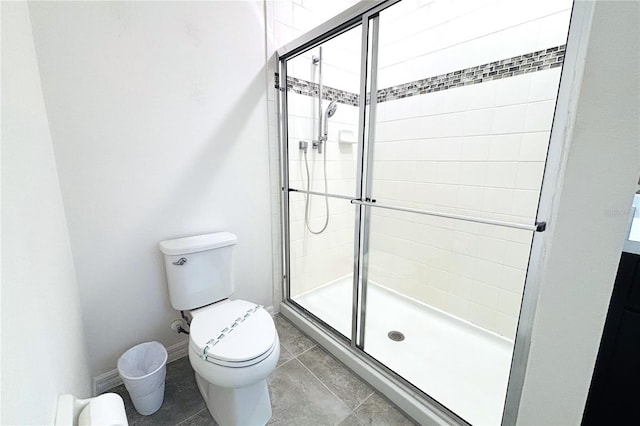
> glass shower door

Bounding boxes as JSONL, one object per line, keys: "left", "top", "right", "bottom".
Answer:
{"left": 357, "top": 0, "right": 570, "bottom": 424}
{"left": 283, "top": 25, "right": 363, "bottom": 339}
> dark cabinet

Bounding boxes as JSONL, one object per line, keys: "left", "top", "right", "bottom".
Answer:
{"left": 583, "top": 251, "right": 640, "bottom": 425}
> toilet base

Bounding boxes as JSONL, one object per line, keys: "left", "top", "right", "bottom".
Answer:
{"left": 195, "top": 372, "right": 272, "bottom": 426}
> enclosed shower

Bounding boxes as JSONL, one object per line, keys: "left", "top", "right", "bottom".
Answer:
{"left": 277, "top": 0, "right": 574, "bottom": 424}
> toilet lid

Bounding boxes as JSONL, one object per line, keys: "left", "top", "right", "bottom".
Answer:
{"left": 190, "top": 300, "right": 276, "bottom": 364}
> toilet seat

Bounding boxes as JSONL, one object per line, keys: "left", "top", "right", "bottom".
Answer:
{"left": 189, "top": 300, "right": 277, "bottom": 368}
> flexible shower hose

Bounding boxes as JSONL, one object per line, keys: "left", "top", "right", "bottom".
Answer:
{"left": 304, "top": 145, "right": 330, "bottom": 234}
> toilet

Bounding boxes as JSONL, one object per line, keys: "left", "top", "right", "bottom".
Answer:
{"left": 55, "top": 393, "right": 128, "bottom": 425}
{"left": 159, "top": 232, "right": 280, "bottom": 426}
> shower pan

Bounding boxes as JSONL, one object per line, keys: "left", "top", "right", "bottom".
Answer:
{"left": 277, "top": 0, "right": 577, "bottom": 424}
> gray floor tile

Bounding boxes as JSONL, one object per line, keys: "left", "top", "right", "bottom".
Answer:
{"left": 110, "top": 357, "right": 205, "bottom": 426}
{"left": 353, "top": 392, "right": 416, "bottom": 426}
{"left": 273, "top": 314, "right": 316, "bottom": 356}
{"left": 338, "top": 413, "right": 366, "bottom": 426}
{"left": 276, "top": 344, "right": 294, "bottom": 368}
{"left": 267, "top": 359, "right": 351, "bottom": 425}
{"left": 177, "top": 408, "right": 217, "bottom": 426}
{"left": 298, "top": 346, "right": 374, "bottom": 410}
{"left": 107, "top": 318, "right": 418, "bottom": 426}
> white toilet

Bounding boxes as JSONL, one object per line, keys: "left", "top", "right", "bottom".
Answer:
{"left": 159, "top": 232, "right": 280, "bottom": 426}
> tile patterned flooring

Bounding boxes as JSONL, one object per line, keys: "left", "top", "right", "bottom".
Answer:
{"left": 110, "top": 315, "right": 416, "bottom": 426}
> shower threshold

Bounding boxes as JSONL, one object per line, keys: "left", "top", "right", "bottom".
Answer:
{"left": 292, "top": 275, "right": 513, "bottom": 426}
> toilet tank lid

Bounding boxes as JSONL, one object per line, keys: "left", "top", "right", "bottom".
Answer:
{"left": 159, "top": 232, "right": 237, "bottom": 255}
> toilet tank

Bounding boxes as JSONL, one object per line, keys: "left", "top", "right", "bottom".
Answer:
{"left": 159, "top": 232, "right": 237, "bottom": 311}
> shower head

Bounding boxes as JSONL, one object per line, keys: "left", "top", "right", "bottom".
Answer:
{"left": 325, "top": 100, "right": 338, "bottom": 118}
{"left": 322, "top": 101, "right": 338, "bottom": 139}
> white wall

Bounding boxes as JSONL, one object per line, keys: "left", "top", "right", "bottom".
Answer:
{"left": 517, "top": 1, "right": 640, "bottom": 423}
{"left": 27, "top": 1, "right": 272, "bottom": 380}
{"left": 1, "top": 2, "right": 92, "bottom": 423}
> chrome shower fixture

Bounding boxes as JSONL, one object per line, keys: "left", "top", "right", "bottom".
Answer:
{"left": 322, "top": 101, "right": 338, "bottom": 142}
{"left": 303, "top": 46, "right": 330, "bottom": 235}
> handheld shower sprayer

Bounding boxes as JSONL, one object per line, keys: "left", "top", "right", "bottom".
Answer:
{"left": 322, "top": 101, "right": 338, "bottom": 142}
{"left": 315, "top": 100, "right": 338, "bottom": 154}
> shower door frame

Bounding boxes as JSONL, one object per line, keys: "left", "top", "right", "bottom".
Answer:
{"left": 276, "top": 1, "right": 594, "bottom": 424}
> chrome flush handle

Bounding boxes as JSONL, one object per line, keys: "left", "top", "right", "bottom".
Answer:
{"left": 172, "top": 257, "right": 187, "bottom": 266}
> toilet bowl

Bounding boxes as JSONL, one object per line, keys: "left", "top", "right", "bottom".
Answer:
{"left": 159, "top": 232, "right": 279, "bottom": 425}
{"left": 187, "top": 300, "right": 280, "bottom": 425}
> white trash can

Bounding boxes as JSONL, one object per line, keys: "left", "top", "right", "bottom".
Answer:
{"left": 117, "top": 341, "right": 168, "bottom": 415}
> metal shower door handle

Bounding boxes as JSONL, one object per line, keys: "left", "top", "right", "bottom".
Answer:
{"left": 172, "top": 257, "right": 187, "bottom": 266}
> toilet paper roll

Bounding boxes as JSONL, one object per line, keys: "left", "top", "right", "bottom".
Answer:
{"left": 78, "top": 393, "right": 128, "bottom": 426}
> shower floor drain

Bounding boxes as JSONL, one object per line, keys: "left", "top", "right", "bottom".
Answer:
{"left": 387, "top": 330, "right": 405, "bottom": 342}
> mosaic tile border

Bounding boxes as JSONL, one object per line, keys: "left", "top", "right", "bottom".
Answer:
{"left": 283, "top": 44, "right": 566, "bottom": 105}
{"left": 285, "top": 76, "right": 360, "bottom": 107}
{"left": 377, "top": 44, "right": 566, "bottom": 102}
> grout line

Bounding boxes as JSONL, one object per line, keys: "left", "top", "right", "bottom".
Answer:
{"left": 279, "top": 321, "right": 365, "bottom": 414}
{"left": 351, "top": 388, "right": 376, "bottom": 413}
{"left": 294, "top": 354, "right": 355, "bottom": 417}
{"left": 175, "top": 408, "right": 208, "bottom": 426}
{"left": 349, "top": 393, "right": 375, "bottom": 425}
{"left": 376, "top": 99, "right": 558, "bottom": 124}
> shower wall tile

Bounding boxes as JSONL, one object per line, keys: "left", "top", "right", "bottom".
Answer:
{"left": 492, "top": 105, "right": 527, "bottom": 134}
{"left": 468, "top": 302, "right": 498, "bottom": 332}
{"left": 485, "top": 162, "right": 518, "bottom": 189}
{"left": 524, "top": 100, "right": 558, "bottom": 131}
{"left": 370, "top": 68, "right": 562, "bottom": 339}
{"left": 495, "top": 311, "right": 519, "bottom": 340}
{"left": 377, "top": 0, "right": 572, "bottom": 88}
{"left": 498, "top": 266, "right": 527, "bottom": 294}
{"left": 520, "top": 132, "right": 551, "bottom": 161}
{"left": 498, "top": 289, "right": 523, "bottom": 318}
{"left": 495, "top": 75, "right": 532, "bottom": 106}
{"left": 476, "top": 235, "right": 508, "bottom": 264}
{"left": 471, "top": 281, "right": 501, "bottom": 310}
{"left": 529, "top": 68, "right": 563, "bottom": 100}
{"left": 488, "top": 134, "right": 522, "bottom": 161}
{"left": 504, "top": 241, "right": 532, "bottom": 269}
{"left": 515, "top": 162, "right": 546, "bottom": 190}
{"left": 461, "top": 136, "right": 491, "bottom": 161}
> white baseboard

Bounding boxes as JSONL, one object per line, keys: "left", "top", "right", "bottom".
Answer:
{"left": 93, "top": 339, "right": 189, "bottom": 395}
